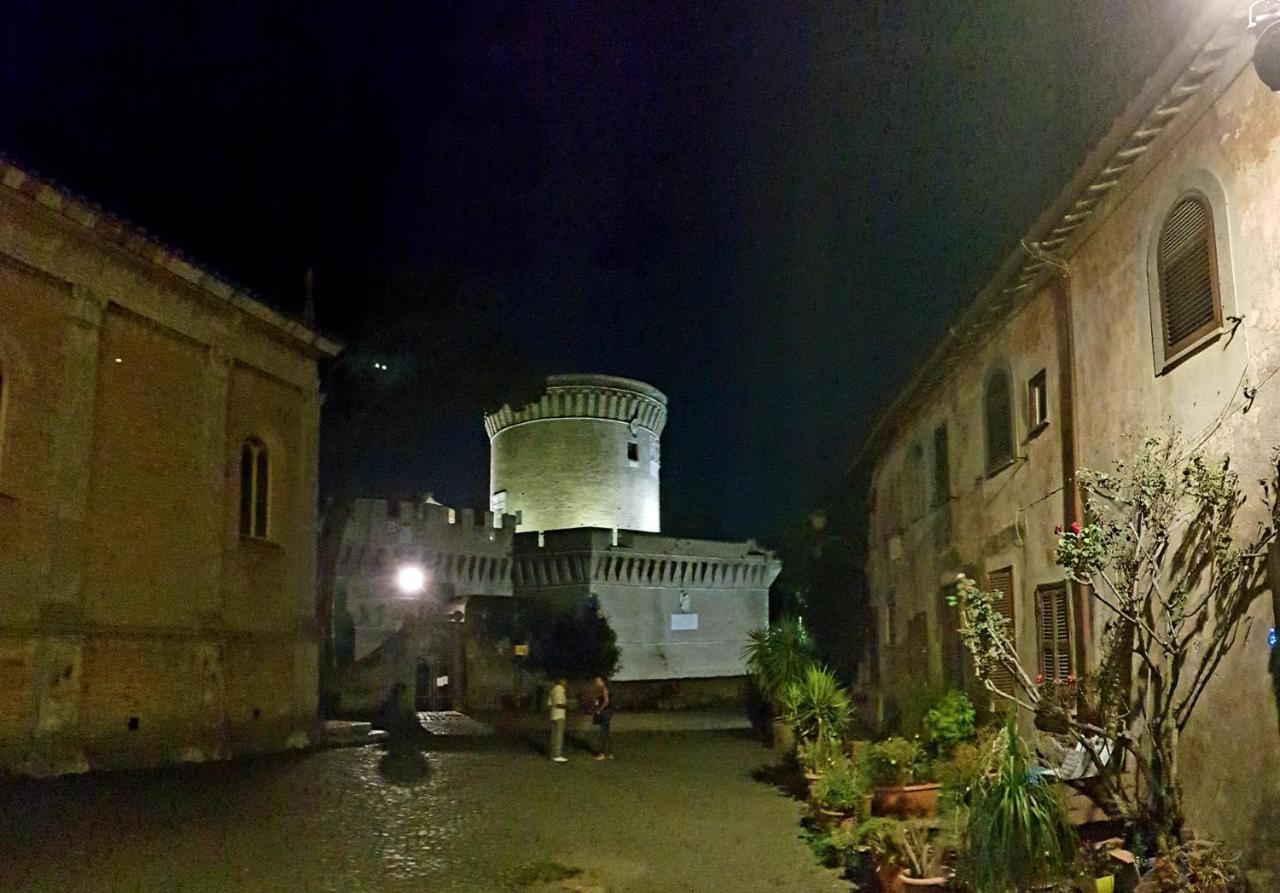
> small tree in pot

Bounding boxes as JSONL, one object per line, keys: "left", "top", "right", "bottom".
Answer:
{"left": 949, "top": 435, "right": 1277, "bottom": 854}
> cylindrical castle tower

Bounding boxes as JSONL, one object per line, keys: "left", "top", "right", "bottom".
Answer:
{"left": 484, "top": 374, "right": 668, "bottom": 533}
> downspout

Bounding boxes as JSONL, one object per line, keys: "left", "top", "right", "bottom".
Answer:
{"left": 1054, "top": 274, "right": 1091, "bottom": 671}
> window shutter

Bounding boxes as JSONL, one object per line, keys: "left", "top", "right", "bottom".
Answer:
{"left": 986, "top": 567, "right": 1016, "bottom": 696}
{"left": 985, "top": 371, "right": 1013, "bottom": 472}
{"left": 1036, "top": 583, "right": 1074, "bottom": 683}
{"left": 1158, "top": 196, "right": 1220, "bottom": 355}
{"left": 932, "top": 424, "right": 950, "bottom": 506}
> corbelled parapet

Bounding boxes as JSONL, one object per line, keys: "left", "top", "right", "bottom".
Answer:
{"left": 484, "top": 374, "right": 668, "bottom": 441}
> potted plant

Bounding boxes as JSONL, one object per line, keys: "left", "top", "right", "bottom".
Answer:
{"left": 961, "top": 723, "right": 1076, "bottom": 893}
{"left": 742, "top": 617, "right": 815, "bottom": 753}
{"left": 897, "top": 820, "right": 947, "bottom": 887}
{"left": 812, "top": 754, "right": 869, "bottom": 827}
{"left": 921, "top": 689, "right": 976, "bottom": 756}
{"left": 851, "top": 817, "right": 906, "bottom": 893}
{"left": 868, "top": 737, "right": 940, "bottom": 817}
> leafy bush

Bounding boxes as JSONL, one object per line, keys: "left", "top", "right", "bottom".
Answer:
{"left": 524, "top": 595, "right": 619, "bottom": 680}
{"left": 962, "top": 722, "right": 1076, "bottom": 892}
{"left": 813, "top": 755, "right": 869, "bottom": 814}
{"left": 922, "top": 690, "right": 975, "bottom": 756}
{"left": 779, "top": 664, "right": 851, "bottom": 747}
{"left": 866, "top": 736, "right": 924, "bottom": 787}
{"left": 1137, "top": 839, "right": 1248, "bottom": 892}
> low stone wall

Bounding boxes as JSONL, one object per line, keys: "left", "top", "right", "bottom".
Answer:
{"left": 609, "top": 675, "right": 747, "bottom": 711}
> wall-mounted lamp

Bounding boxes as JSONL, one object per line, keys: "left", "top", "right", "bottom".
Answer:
{"left": 1250, "top": 1, "right": 1280, "bottom": 90}
{"left": 396, "top": 564, "right": 426, "bottom": 596}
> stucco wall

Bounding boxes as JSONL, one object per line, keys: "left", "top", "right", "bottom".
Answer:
{"left": 866, "top": 60, "right": 1280, "bottom": 869}
{"left": 1062, "top": 67, "right": 1280, "bottom": 862}
{"left": 0, "top": 169, "right": 329, "bottom": 774}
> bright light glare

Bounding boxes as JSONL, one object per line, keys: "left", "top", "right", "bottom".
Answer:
{"left": 396, "top": 565, "right": 426, "bottom": 595}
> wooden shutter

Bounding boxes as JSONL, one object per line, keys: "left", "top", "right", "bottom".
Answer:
{"left": 932, "top": 424, "right": 950, "bottom": 506}
{"left": 985, "top": 371, "right": 1013, "bottom": 472}
{"left": 986, "top": 567, "right": 1016, "bottom": 695}
{"left": 1158, "top": 196, "right": 1220, "bottom": 355}
{"left": 1036, "top": 583, "right": 1074, "bottom": 682}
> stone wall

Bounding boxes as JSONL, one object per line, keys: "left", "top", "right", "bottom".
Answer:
{"left": 514, "top": 528, "right": 778, "bottom": 683}
{"left": 485, "top": 374, "right": 667, "bottom": 533}
{"left": 0, "top": 158, "right": 336, "bottom": 774}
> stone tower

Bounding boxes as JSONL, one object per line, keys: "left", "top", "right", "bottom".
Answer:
{"left": 484, "top": 374, "right": 668, "bottom": 532}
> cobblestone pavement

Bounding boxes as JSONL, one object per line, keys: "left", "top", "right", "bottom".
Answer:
{"left": 0, "top": 730, "right": 846, "bottom": 892}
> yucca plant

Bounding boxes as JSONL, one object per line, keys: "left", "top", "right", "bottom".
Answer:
{"left": 963, "top": 721, "right": 1076, "bottom": 892}
{"left": 779, "top": 664, "right": 851, "bottom": 751}
{"left": 741, "top": 616, "right": 815, "bottom": 703}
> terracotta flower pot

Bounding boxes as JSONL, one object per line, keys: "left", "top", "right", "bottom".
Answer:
{"left": 872, "top": 782, "right": 941, "bottom": 818}
{"left": 875, "top": 862, "right": 905, "bottom": 893}
{"left": 900, "top": 872, "right": 947, "bottom": 887}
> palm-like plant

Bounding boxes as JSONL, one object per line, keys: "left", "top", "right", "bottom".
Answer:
{"left": 963, "top": 721, "right": 1076, "bottom": 892}
{"left": 780, "top": 664, "right": 851, "bottom": 749}
{"left": 742, "top": 616, "right": 815, "bottom": 703}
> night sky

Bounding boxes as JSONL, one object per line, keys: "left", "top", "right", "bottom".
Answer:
{"left": 0, "top": 1, "right": 1197, "bottom": 541}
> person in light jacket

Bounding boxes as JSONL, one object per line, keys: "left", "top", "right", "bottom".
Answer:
{"left": 547, "top": 678, "right": 568, "bottom": 762}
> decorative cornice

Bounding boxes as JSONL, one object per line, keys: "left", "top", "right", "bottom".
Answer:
{"left": 485, "top": 374, "right": 669, "bottom": 440}
{"left": 511, "top": 549, "right": 781, "bottom": 591}
{"left": 857, "top": 0, "right": 1255, "bottom": 467}
{"left": 0, "top": 154, "right": 342, "bottom": 359}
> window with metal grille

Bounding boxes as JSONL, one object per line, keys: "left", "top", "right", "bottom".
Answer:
{"left": 932, "top": 423, "right": 950, "bottom": 507}
{"left": 984, "top": 369, "right": 1014, "bottom": 473}
{"left": 986, "top": 567, "right": 1016, "bottom": 696}
{"left": 1157, "top": 195, "right": 1221, "bottom": 358}
{"left": 1036, "top": 583, "right": 1074, "bottom": 683}
{"left": 239, "top": 437, "right": 269, "bottom": 538}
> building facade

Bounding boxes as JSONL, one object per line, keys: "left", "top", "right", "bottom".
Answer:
{"left": 0, "top": 157, "right": 339, "bottom": 775}
{"left": 336, "top": 375, "right": 779, "bottom": 712}
{"left": 862, "top": 1, "right": 1280, "bottom": 868}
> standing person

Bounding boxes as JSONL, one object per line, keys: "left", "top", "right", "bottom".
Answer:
{"left": 547, "top": 678, "right": 568, "bottom": 762}
{"left": 590, "top": 676, "right": 612, "bottom": 760}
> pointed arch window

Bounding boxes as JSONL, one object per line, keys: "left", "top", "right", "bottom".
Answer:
{"left": 984, "top": 368, "right": 1014, "bottom": 474}
{"left": 1156, "top": 194, "right": 1222, "bottom": 359}
{"left": 239, "top": 437, "right": 269, "bottom": 538}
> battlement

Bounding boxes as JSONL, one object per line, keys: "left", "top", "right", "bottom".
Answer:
{"left": 483, "top": 373, "right": 668, "bottom": 440}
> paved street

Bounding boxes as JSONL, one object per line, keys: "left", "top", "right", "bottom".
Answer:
{"left": 0, "top": 730, "right": 845, "bottom": 892}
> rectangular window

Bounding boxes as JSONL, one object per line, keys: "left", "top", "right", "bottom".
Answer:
{"left": 986, "top": 567, "right": 1017, "bottom": 696}
{"left": 1036, "top": 583, "right": 1074, "bottom": 683}
{"left": 932, "top": 423, "right": 950, "bottom": 507}
{"left": 1028, "top": 369, "right": 1048, "bottom": 431}
{"left": 627, "top": 441, "right": 639, "bottom": 463}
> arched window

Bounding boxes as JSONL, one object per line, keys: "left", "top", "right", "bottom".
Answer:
{"left": 984, "top": 368, "right": 1014, "bottom": 474}
{"left": 239, "top": 437, "right": 269, "bottom": 538}
{"left": 1156, "top": 194, "right": 1221, "bottom": 359}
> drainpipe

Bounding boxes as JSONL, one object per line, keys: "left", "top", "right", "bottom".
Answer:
{"left": 1054, "top": 275, "right": 1091, "bottom": 670}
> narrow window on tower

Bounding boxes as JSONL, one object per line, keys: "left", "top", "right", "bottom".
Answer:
{"left": 627, "top": 440, "right": 639, "bottom": 464}
{"left": 240, "top": 437, "right": 270, "bottom": 539}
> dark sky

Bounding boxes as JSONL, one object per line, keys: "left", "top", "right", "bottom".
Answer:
{"left": 0, "top": 1, "right": 1196, "bottom": 541}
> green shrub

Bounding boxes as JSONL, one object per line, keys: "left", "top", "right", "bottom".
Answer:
{"left": 922, "top": 690, "right": 976, "bottom": 756}
{"left": 813, "top": 755, "right": 869, "bottom": 814}
{"left": 866, "top": 736, "right": 923, "bottom": 787}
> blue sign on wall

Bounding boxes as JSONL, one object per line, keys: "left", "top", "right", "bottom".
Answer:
{"left": 1269, "top": 627, "right": 1277, "bottom": 650}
